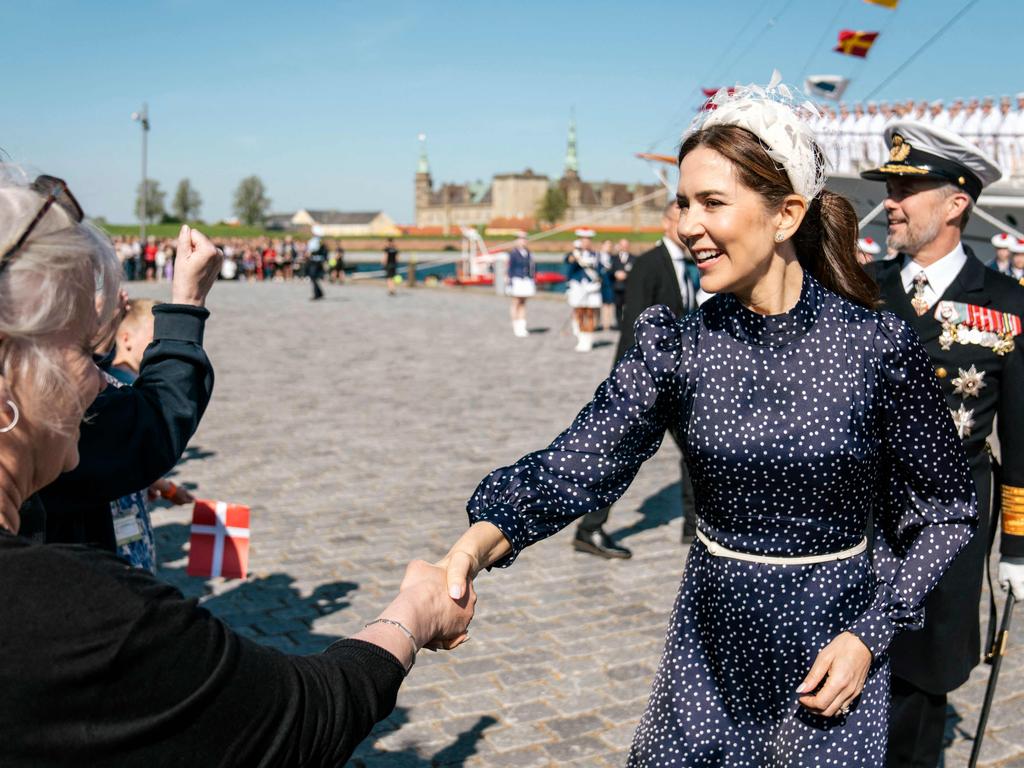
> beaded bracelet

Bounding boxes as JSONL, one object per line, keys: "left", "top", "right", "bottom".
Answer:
{"left": 364, "top": 618, "right": 418, "bottom": 674}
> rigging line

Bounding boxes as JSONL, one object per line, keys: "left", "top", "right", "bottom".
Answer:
{"left": 714, "top": 0, "right": 802, "bottom": 83}
{"left": 861, "top": 0, "right": 984, "bottom": 102}
{"left": 643, "top": 0, "right": 790, "bottom": 155}
{"left": 700, "top": 4, "right": 773, "bottom": 93}
{"left": 847, "top": 0, "right": 904, "bottom": 101}
{"left": 797, "top": 0, "right": 853, "bottom": 83}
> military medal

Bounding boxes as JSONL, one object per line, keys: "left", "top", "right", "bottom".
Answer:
{"left": 933, "top": 301, "right": 1021, "bottom": 356}
{"left": 951, "top": 403, "right": 976, "bottom": 438}
{"left": 951, "top": 365, "right": 986, "bottom": 398}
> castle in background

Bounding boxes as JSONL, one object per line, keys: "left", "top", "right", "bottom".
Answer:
{"left": 414, "top": 119, "right": 668, "bottom": 233}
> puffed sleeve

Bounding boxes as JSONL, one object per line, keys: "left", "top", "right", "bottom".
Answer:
{"left": 845, "top": 313, "right": 978, "bottom": 657}
{"left": 467, "top": 306, "right": 689, "bottom": 567}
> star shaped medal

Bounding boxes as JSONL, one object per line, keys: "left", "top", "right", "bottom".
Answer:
{"left": 951, "top": 403, "right": 976, "bottom": 438}
{"left": 951, "top": 365, "right": 986, "bottom": 398}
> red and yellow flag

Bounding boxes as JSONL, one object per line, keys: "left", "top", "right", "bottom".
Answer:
{"left": 834, "top": 30, "right": 879, "bottom": 58}
{"left": 864, "top": 0, "right": 899, "bottom": 8}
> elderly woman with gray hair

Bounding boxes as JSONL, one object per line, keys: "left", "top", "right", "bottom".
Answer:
{"left": 0, "top": 171, "right": 474, "bottom": 766}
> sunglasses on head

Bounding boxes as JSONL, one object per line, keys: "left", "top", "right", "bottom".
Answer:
{"left": 0, "top": 175, "right": 84, "bottom": 276}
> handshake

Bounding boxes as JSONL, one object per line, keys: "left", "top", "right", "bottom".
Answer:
{"left": 357, "top": 560, "right": 478, "bottom": 672}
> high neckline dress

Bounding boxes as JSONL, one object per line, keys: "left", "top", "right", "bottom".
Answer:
{"left": 467, "top": 271, "right": 977, "bottom": 767}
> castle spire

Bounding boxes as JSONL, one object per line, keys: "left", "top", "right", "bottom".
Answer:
{"left": 417, "top": 132, "right": 430, "bottom": 174}
{"left": 564, "top": 111, "right": 578, "bottom": 176}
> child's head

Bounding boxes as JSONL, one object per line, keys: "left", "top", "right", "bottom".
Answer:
{"left": 114, "top": 299, "right": 161, "bottom": 374}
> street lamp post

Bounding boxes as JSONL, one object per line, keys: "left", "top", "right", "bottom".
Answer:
{"left": 131, "top": 104, "right": 150, "bottom": 242}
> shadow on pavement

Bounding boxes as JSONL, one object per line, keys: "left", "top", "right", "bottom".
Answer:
{"left": 938, "top": 704, "right": 965, "bottom": 768}
{"left": 175, "top": 445, "right": 218, "bottom": 465}
{"left": 613, "top": 480, "right": 682, "bottom": 542}
{"left": 154, "top": 521, "right": 357, "bottom": 652}
{"left": 349, "top": 707, "right": 498, "bottom": 767}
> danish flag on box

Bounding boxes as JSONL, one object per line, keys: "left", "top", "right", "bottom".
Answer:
{"left": 187, "top": 500, "right": 250, "bottom": 579}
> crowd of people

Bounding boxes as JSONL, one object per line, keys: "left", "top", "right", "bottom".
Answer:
{"left": 811, "top": 94, "right": 1024, "bottom": 174}
{"left": 3, "top": 76, "right": 1024, "bottom": 768}
{"left": 112, "top": 233, "right": 353, "bottom": 284}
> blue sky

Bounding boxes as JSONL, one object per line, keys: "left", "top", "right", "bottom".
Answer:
{"left": 2, "top": 0, "right": 1014, "bottom": 224}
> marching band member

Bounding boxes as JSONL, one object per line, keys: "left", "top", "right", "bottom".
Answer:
{"left": 565, "top": 228, "right": 602, "bottom": 352}
{"left": 506, "top": 232, "right": 536, "bottom": 338}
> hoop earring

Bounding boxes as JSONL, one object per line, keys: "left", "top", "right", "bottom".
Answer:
{"left": 0, "top": 400, "right": 19, "bottom": 433}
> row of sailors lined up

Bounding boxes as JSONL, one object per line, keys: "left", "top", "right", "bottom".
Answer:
{"left": 811, "top": 95, "right": 1024, "bottom": 176}
{"left": 856, "top": 232, "right": 1024, "bottom": 279}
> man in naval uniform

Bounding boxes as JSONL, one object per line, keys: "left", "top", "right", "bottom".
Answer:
{"left": 860, "top": 121, "right": 1024, "bottom": 768}
{"left": 572, "top": 201, "right": 706, "bottom": 557}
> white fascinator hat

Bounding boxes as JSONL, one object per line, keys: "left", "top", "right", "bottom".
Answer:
{"left": 684, "top": 71, "right": 829, "bottom": 202}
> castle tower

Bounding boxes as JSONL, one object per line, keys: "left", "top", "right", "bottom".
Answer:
{"left": 564, "top": 112, "right": 579, "bottom": 181}
{"left": 414, "top": 132, "right": 433, "bottom": 225}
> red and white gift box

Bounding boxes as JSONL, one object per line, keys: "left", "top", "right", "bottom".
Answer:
{"left": 187, "top": 500, "right": 250, "bottom": 579}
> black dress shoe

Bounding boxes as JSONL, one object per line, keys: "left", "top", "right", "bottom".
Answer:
{"left": 573, "top": 527, "right": 632, "bottom": 559}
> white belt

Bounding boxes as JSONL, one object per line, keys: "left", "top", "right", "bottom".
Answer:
{"left": 695, "top": 529, "right": 868, "bottom": 565}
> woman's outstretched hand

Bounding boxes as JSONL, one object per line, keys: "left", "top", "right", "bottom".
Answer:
{"left": 395, "top": 559, "right": 477, "bottom": 651}
{"left": 796, "top": 631, "right": 872, "bottom": 717}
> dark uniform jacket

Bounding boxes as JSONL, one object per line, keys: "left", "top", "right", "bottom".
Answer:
{"left": 615, "top": 241, "right": 691, "bottom": 362}
{"left": 867, "top": 248, "right": 1024, "bottom": 693}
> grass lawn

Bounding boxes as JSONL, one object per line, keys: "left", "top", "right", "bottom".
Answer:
{"left": 101, "top": 223, "right": 664, "bottom": 245}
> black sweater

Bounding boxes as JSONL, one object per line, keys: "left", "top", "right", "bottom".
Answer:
{"left": 0, "top": 532, "right": 404, "bottom": 766}
{"left": 25, "top": 304, "right": 215, "bottom": 548}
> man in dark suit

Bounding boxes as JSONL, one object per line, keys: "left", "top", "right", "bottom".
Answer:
{"left": 572, "top": 201, "right": 705, "bottom": 558}
{"left": 860, "top": 121, "right": 1024, "bottom": 768}
{"left": 611, "top": 238, "right": 635, "bottom": 329}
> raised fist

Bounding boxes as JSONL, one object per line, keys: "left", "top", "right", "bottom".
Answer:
{"left": 172, "top": 225, "right": 222, "bottom": 307}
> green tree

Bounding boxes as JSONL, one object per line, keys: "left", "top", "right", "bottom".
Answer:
{"left": 233, "top": 175, "right": 271, "bottom": 226}
{"left": 172, "top": 178, "right": 203, "bottom": 221}
{"left": 134, "top": 179, "right": 166, "bottom": 224}
{"left": 536, "top": 186, "right": 567, "bottom": 226}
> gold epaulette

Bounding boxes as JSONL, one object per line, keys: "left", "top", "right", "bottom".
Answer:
{"left": 1004, "top": 485, "right": 1024, "bottom": 536}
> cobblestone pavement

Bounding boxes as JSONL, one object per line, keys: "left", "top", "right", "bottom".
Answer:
{"left": 131, "top": 278, "right": 1023, "bottom": 767}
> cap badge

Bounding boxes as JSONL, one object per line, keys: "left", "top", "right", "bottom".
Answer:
{"left": 889, "top": 134, "right": 912, "bottom": 162}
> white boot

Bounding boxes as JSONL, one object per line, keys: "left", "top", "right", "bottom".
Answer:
{"left": 571, "top": 317, "right": 580, "bottom": 337}
{"left": 574, "top": 331, "right": 593, "bottom": 352}
{"left": 513, "top": 318, "right": 528, "bottom": 337}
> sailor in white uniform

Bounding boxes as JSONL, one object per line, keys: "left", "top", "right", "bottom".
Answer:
{"left": 996, "top": 96, "right": 1017, "bottom": 171}
{"left": 867, "top": 101, "right": 887, "bottom": 165}
{"left": 962, "top": 97, "right": 982, "bottom": 146}
{"left": 823, "top": 105, "right": 841, "bottom": 170}
{"left": 851, "top": 102, "right": 871, "bottom": 170}
{"left": 930, "top": 99, "right": 950, "bottom": 131}
{"left": 948, "top": 98, "right": 967, "bottom": 135}
{"left": 838, "top": 102, "right": 857, "bottom": 173}
{"left": 979, "top": 96, "right": 1002, "bottom": 159}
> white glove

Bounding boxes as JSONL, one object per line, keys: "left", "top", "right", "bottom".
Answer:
{"left": 997, "top": 557, "right": 1024, "bottom": 601}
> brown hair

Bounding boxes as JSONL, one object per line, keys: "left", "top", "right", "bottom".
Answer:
{"left": 678, "top": 124, "right": 878, "bottom": 308}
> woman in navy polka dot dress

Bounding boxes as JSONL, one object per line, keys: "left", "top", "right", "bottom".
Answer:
{"left": 435, "top": 82, "right": 978, "bottom": 766}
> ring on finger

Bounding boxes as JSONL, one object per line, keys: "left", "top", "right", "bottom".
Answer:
{"left": 837, "top": 702, "right": 851, "bottom": 717}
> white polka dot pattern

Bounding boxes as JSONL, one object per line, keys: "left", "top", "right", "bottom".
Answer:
{"left": 467, "top": 272, "right": 977, "bottom": 765}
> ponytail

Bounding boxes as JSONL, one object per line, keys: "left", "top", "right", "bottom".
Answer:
{"left": 792, "top": 191, "right": 879, "bottom": 308}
